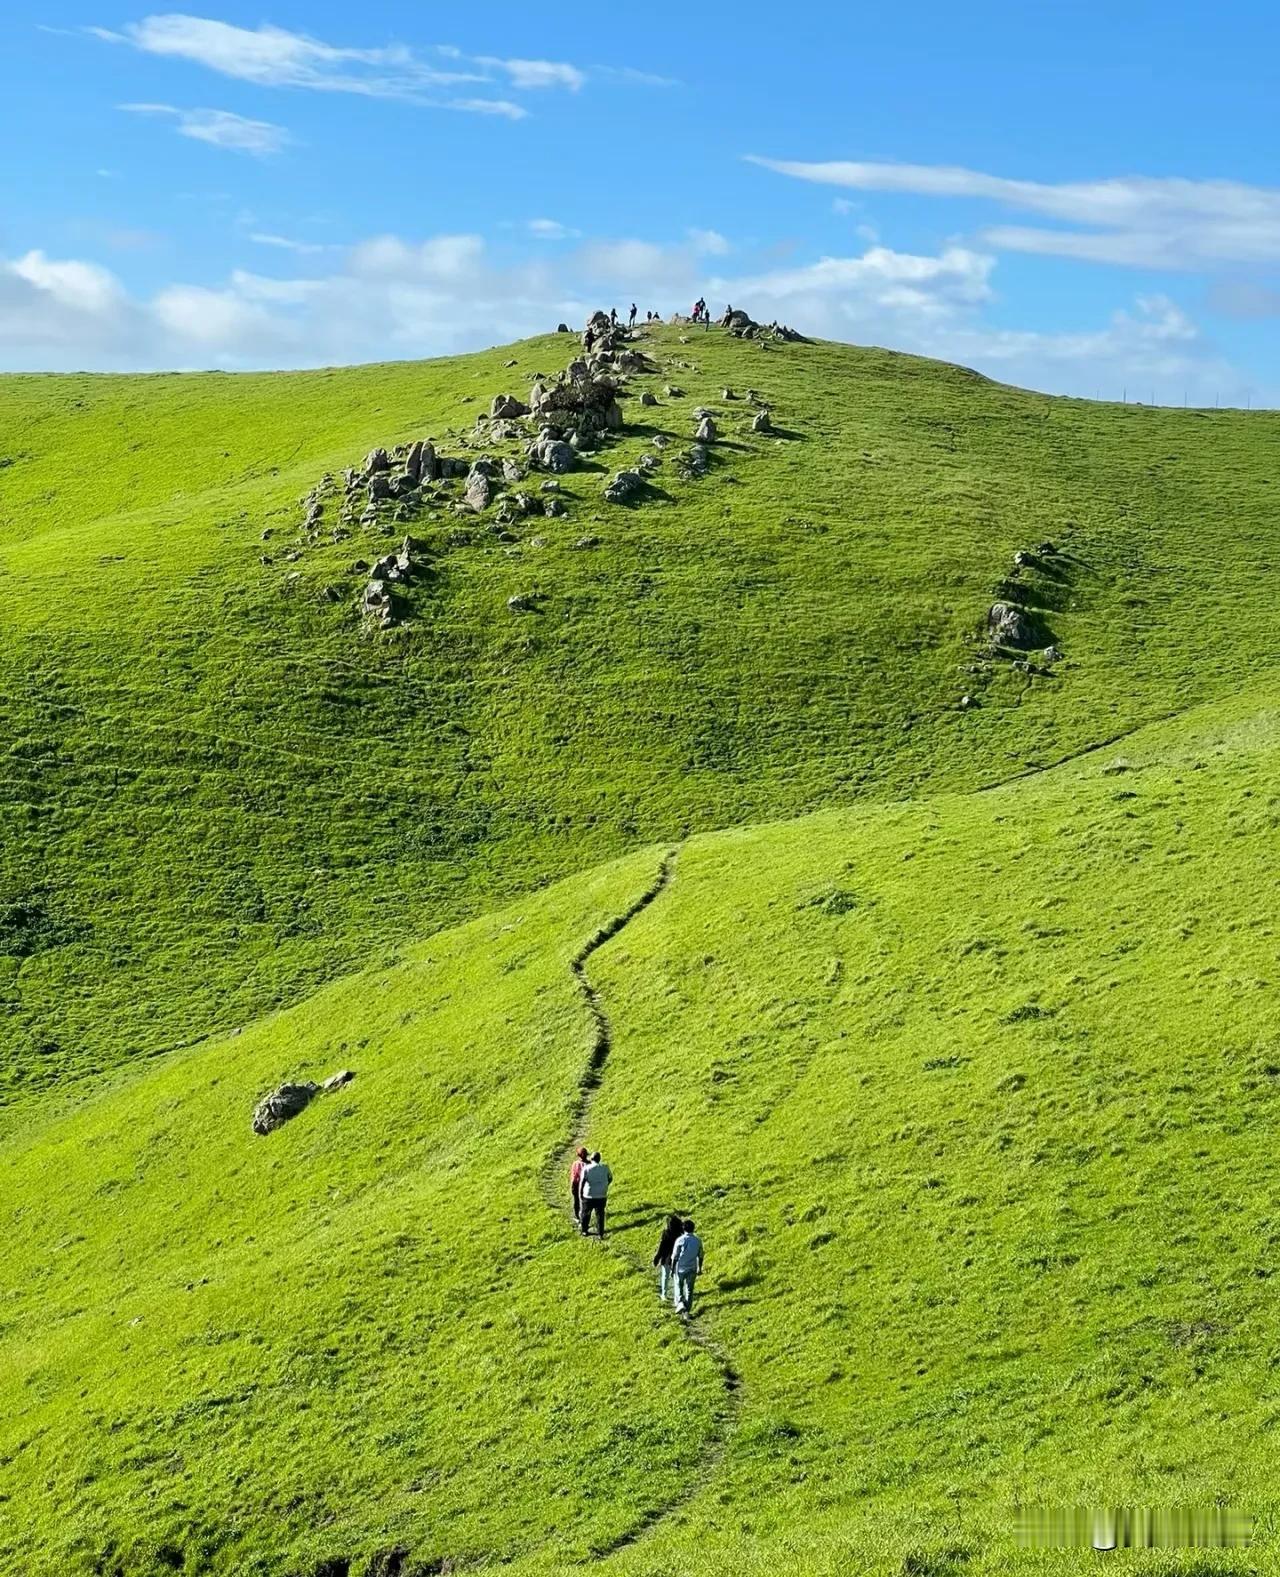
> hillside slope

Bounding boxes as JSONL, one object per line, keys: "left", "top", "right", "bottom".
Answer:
{"left": 3, "top": 687, "right": 1277, "bottom": 1576}
{"left": 3, "top": 326, "right": 1278, "bottom": 1101}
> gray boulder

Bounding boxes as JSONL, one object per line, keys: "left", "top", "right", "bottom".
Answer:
{"left": 507, "top": 593, "right": 537, "bottom": 613}
{"left": 367, "top": 473, "right": 392, "bottom": 502}
{"left": 987, "top": 601, "right": 1035, "bottom": 647}
{"left": 532, "top": 438, "right": 576, "bottom": 473}
{"left": 252, "top": 1081, "right": 319, "bottom": 1135}
{"left": 465, "top": 471, "right": 493, "bottom": 512}
{"left": 639, "top": 390, "right": 658, "bottom": 406}
{"left": 364, "top": 448, "right": 391, "bottom": 474}
{"left": 491, "top": 392, "right": 531, "bottom": 420}
{"left": 695, "top": 415, "right": 717, "bottom": 443}
{"left": 502, "top": 457, "right": 525, "bottom": 483}
{"left": 751, "top": 409, "right": 773, "bottom": 434}
{"left": 604, "top": 469, "right": 644, "bottom": 504}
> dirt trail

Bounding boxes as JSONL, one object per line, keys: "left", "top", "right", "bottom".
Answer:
{"left": 539, "top": 848, "right": 743, "bottom": 1558}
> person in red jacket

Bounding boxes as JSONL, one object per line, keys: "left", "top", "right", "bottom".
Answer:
{"left": 569, "top": 1145, "right": 589, "bottom": 1222}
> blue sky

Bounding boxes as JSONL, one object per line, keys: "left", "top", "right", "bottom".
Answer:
{"left": 3, "top": 2, "right": 1279, "bottom": 402}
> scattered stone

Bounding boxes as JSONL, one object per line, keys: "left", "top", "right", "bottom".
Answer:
{"left": 364, "top": 448, "right": 390, "bottom": 474}
{"left": 530, "top": 437, "right": 576, "bottom": 473}
{"left": 544, "top": 497, "right": 566, "bottom": 517}
{"left": 604, "top": 469, "right": 644, "bottom": 504}
{"left": 664, "top": 384, "right": 683, "bottom": 397}
{"left": 987, "top": 601, "right": 1035, "bottom": 648}
{"left": 540, "top": 479, "right": 561, "bottom": 492}
{"left": 367, "top": 473, "right": 392, "bottom": 502}
{"left": 322, "top": 1069, "right": 355, "bottom": 1091}
{"left": 465, "top": 470, "right": 493, "bottom": 512}
{"left": 722, "top": 388, "right": 736, "bottom": 400}
{"left": 1043, "top": 645, "right": 1064, "bottom": 663}
{"left": 1014, "top": 549, "right": 1031, "bottom": 568}
{"left": 746, "top": 389, "right": 763, "bottom": 404}
{"left": 261, "top": 528, "right": 274, "bottom": 540}
{"left": 556, "top": 321, "right": 570, "bottom": 333}
{"left": 751, "top": 408, "right": 773, "bottom": 434}
{"left": 695, "top": 415, "right": 717, "bottom": 443}
{"left": 252, "top": 1081, "right": 319, "bottom": 1136}
{"left": 490, "top": 392, "right": 531, "bottom": 420}
{"left": 504, "top": 358, "right": 518, "bottom": 368}
{"left": 1039, "top": 540, "right": 1059, "bottom": 555}
{"left": 639, "top": 390, "right": 658, "bottom": 406}
{"left": 502, "top": 457, "right": 525, "bottom": 483}
{"left": 573, "top": 534, "right": 600, "bottom": 549}
{"left": 507, "top": 593, "right": 537, "bottom": 613}
{"left": 321, "top": 584, "right": 343, "bottom": 603}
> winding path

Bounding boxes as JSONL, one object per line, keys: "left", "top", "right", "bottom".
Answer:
{"left": 540, "top": 848, "right": 743, "bottom": 1558}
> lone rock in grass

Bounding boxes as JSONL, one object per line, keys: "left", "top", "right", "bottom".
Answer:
{"left": 752, "top": 408, "right": 773, "bottom": 434}
{"left": 252, "top": 1081, "right": 318, "bottom": 1135}
{"left": 987, "top": 601, "right": 1035, "bottom": 648}
{"left": 604, "top": 469, "right": 644, "bottom": 504}
{"left": 490, "top": 392, "right": 531, "bottom": 420}
{"left": 695, "top": 414, "right": 717, "bottom": 443}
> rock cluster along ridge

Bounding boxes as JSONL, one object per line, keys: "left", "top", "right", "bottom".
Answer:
{"left": 252, "top": 1069, "right": 355, "bottom": 1135}
{"left": 276, "top": 308, "right": 794, "bottom": 630}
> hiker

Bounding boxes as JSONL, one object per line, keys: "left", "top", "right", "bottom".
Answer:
{"left": 628, "top": 302, "right": 637, "bottom": 329}
{"left": 569, "top": 1144, "right": 589, "bottom": 1222}
{"left": 579, "top": 1150, "right": 612, "bottom": 1237}
{"left": 653, "top": 1212, "right": 684, "bottom": 1303}
{"left": 610, "top": 306, "right": 618, "bottom": 326}
{"left": 671, "top": 1218, "right": 704, "bottom": 1315}
{"left": 584, "top": 325, "right": 595, "bottom": 353}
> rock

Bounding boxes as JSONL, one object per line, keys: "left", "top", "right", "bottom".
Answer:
{"left": 367, "top": 473, "right": 392, "bottom": 502}
{"left": 639, "top": 389, "right": 658, "bottom": 406}
{"left": 532, "top": 438, "right": 576, "bottom": 473}
{"left": 540, "top": 479, "right": 561, "bottom": 492}
{"left": 722, "top": 388, "right": 736, "bottom": 400}
{"left": 465, "top": 471, "right": 493, "bottom": 512}
{"left": 1043, "top": 645, "right": 1064, "bottom": 663}
{"left": 322, "top": 1069, "right": 355, "bottom": 1091}
{"left": 746, "top": 389, "right": 763, "bottom": 404}
{"left": 321, "top": 584, "right": 343, "bottom": 603}
{"left": 491, "top": 392, "right": 531, "bottom": 420}
{"left": 387, "top": 473, "right": 418, "bottom": 499}
{"left": 959, "top": 694, "right": 975, "bottom": 710}
{"left": 502, "top": 458, "right": 525, "bottom": 483}
{"left": 510, "top": 490, "right": 542, "bottom": 516}
{"left": 751, "top": 409, "right": 773, "bottom": 434}
{"left": 504, "top": 358, "right": 518, "bottom": 368}
{"left": 637, "top": 453, "right": 660, "bottom": 474}
{"left": 364, "top": 448, "right": 391, "bottom": 474}
{"left": 306, "top": 501, "right": 323, "bottom": 523}
{"left": 507, "top": 593, "right": 536, "bottom": 613}
{"left": 987, "top": 601, "right": 1035, "bottom": 648}
{"left": 252, "top": 1081, "right": 319, "bottom": 1136}
{"left": 681, "top": 444, "right": 711, "bottom": 478}
{"left": 1039, "top": 540, "right": 1059, "bottom": 556}
{"left": 603, "top": 399, "right": 624, "bottom": 431}
{"left": 603, "top": 469, "right": 644, "bottom": 504}
{"left": 695, "top": 415, "right": 717, "bottom": 443}
{"left": 543, "top": 497, "right": 566, "bottom": 517}
{"left": 664, "top": 384, "right": 683, "bottom": 398}
{"left": 1014, "top": 550, "right": 1031, "bottom": 568}
{"left": 573, "top": 534, "right": 600, "bottom": 549}
{"left": 348, "top": 559, "right": 371, "bottom": 574}
{"left": 557, "top": 321, "right": 570, "bottom": 332}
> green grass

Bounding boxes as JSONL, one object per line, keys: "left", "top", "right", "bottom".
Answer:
{"left": 3, "top": 687, "right": 1278, "bottom": 1574}
{"left": 3, "top": 328, "right": 1278, "bottom": 1099}
{"left": 3, "top": 328, "right": 1280, "bottom": 1574}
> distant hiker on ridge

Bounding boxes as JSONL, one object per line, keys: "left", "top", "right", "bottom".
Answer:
{"left": 610, "top": 306, "right": 618, "bottom": 326}
{"left": 628, "top": 302, "right": 637, "bottom": 329}
{"left": 569, "top": 1144, "right": 589, "bottom": 1223}
{"left": 579, "top": 1150, "right": 612, "bottom": 1237}
{"left": 653, "top": 1211, "right": 684, "bottom": 1303}
{"left": 671, "top": 1218, "right": 704, "bottom": 1316}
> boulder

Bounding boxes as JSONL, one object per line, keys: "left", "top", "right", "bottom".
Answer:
{"left": 681, "top": 444, "right": 711, "bottom": 478}
{"left": 639, "top": 390, "right": 658, "bottom": 406}
{"left": 573, "top": 534, "right": 600, "bottom": 549}
{"left": 387, "top": 473, "right": 418, "bottom": 499}
{"left": 664, "top": 384, "right": 683, "bottom": 398}
{"left": 603, "top": 469, "right": 644, "bottom": 504}
{"left": 532, "top": 438, "right": 576, "bottom": 474}
{"left": 367, "top": 473, "right": 392, "bottom": 502}
{"left": 252, "top": 1081, "right": 319, "bottom": 1136}
{"left": 322, "top": 1069, "right": 355, "bottom": 1091}
{"left": 364, "top": 448, "right": 391, "bottom": 474}
{"left": 557, "top": 321, "right": 570, "bottom": 333}
{"left": 543, "top": 497, "right": 566, "bottom": 517}
{"left": 465, "top": 471, "right": 492, "bottom": 512}
{"left": 502, "top": 458, "right": 525, "bottom": 484}
{"left": 751, "top": 409, "right": 773, "bottom": 434}
{"left": 491, "top": 392, "right": 531, "bottom": 420}
{"left": 722, "top": 388, "right": 736, "bottom": 400}
{"left": 507, "top": 593, "right": 536, "bottom": 613}
{"left": 695, "top": 415, "right": 717, "bottom": 443}
{"left": 987, "top": 601, "right": 1035, "bottom": 648}
{"left": 1043, "top": 645, "right": 1064, "bottom": 663}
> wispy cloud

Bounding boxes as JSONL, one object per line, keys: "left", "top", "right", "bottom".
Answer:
{"left": 91, "top": 15, "right": 599, "bottom": 116}
{"left": 249, "top": 232, "right": 336, "bottom": 256}
{"left": 688, "top": 228, "right": 730, "bottom": 256}
{"left": 748, "top": 155, "right": 1280, "bottom": 270}
{"left": 119, "top": 102, "right": 290, "bottom": 155}
{"left": 526, "top": 218, "right": 581, "bottom": 240}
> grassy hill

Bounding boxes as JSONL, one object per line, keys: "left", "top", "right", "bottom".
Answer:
{"left": 2, "top": 324, "right": 1279, "bottom": 1574}
{"left": 3, "top": 687, "right": 1277, "bottom": 1576}
{"left": 2, "top": 326, "right": 1278, "bottom": 1102}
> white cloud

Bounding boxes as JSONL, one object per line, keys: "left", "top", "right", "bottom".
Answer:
{"left": 120, "top": 102, "right": 290, "bottom": 155}
{"left": 0, "top": 233, "right": 1267, "bottom": 407}
{"left": 748, "top": 154, "right": 1280, "bottom": 270}
{"left": 688, "top": 228, "right": 731, "bottom": 256}
{"left": 527, "top": 218, "right": 581, "bottom": 240}
{"left": 92, "top": 16, "right": 599, "bottom": 114}
{"left": 249, "top": 233, "right": 335, "bottom": 256}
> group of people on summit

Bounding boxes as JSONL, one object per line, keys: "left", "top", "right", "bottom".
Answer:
{"left": 568, "top": 1146, "right": 705, "bottom": 1317}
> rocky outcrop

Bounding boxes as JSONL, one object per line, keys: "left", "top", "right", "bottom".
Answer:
{"left": 603, "top": 469, "right": 644, "bottom": 504}
{"left": 987, "top": 601, "right": 1035, "bottom": 648}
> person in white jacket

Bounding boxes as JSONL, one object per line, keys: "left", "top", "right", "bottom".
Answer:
{"left": 579, "top": 1151, "right": 612, "bottom": 1238}
{"left": 670, "top": 1220, "right": 704, "bottom": 1315}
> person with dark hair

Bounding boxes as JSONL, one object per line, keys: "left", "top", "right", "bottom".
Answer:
{"left": 628, "top": 302, "right": 637, "bottom": 329}
{"left": 579, "top": 1150, "right": 612, "bottom": 1237}
{"left": 569, "top": 1145, "right": 589, "bottom": 1222}
{"left": 652, "top": 1212, "right": 684, "bottom": 1303}
{"left": 610, "top": 306, "right": 618, "bottom": 326}
{"left": 671, "top": 1218, "right": 704, "bottom": 1315}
